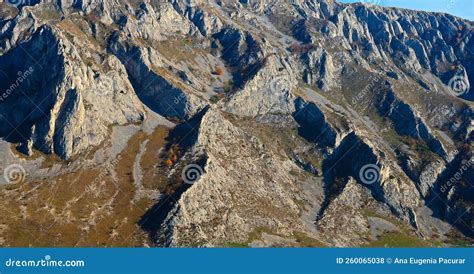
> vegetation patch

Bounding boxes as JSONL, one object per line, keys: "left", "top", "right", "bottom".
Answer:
{"left": 366, "top": 231, "right": 431, "bottom": 247}
{"left": 293, "top": 231, "right": 326, "bottom": 247}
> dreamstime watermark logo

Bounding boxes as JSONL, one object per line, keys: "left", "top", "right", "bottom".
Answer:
{"left": 446, "top": 0, "right": 457, "bottom": 10}
{"left": 73, "top": 154, "right": 123, "bottom": 196}
{"left": 81, "top": 154, "right": 123, "bottom": 196}
{"left": 181, "top": 164, "right": 203, "bottom": 185}
{"left": 92, "top": 154, "right": 122, "bottom": 184}
{"left": 173, "top": 92, "right": 187, "bottom": 105}
{"left": 0, "top": 67, "right": 34, "bottom": 103}
{"left": 3, "top": 0, "right": 31, "bottom": 8}
{"left": 361, "top": 0, "right": 381, "bottom": 5}
{"left": 358, "top": 164, "right": 380, "bottom": 185}
{"left": 184, "top": 0, "right": 278, "bottom": 8}
{"left": 448, "top": 76, "right": 470, "bottom": 96}
{"left": 2, "top": 164, "right": 26, "bottom": 184}
{"left": 427, "top": 107, "right": 452, "bottom": 126}
{"left": 351, "top": 74, "right": 382, "bottom": 108}
{"left": 440, "top": 157, "right": 474, "bottom": 193}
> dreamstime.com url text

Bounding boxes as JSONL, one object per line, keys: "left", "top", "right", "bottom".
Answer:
{"left": 4, "top": 255, "right": 85, "bottom": 268}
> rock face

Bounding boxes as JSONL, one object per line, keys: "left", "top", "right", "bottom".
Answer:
{"left": 0, "top": 0, "right": 472, "bottom": 247}
{"left": 0, "top": 25, "right": 145, "bottom": 159}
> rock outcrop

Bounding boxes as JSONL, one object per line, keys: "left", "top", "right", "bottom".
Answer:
{"left": 0, "top": 0, "right": 472, "bottom": 247}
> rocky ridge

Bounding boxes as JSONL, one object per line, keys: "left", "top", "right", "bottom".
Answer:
{"left": 0, "top": 0, "right": 472, "bottom": 247}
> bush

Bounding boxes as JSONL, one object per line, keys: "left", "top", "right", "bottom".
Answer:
{"left": 212, "top": 66, "right": 225, "bottom": 76}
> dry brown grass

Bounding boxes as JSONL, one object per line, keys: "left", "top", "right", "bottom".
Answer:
{"left": 140, "top": 126, "right": 170, "bottom": 190}
{"left": 0, "top": 126, "right": 171, "bottom": 247}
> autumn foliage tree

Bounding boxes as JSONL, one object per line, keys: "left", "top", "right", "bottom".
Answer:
{"left": 163, "top": 143, "right": 182, "bottom": 168}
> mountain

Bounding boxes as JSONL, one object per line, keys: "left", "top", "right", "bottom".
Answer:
{"left": 0, "top": 0, "right": 472, "bottom": 247}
